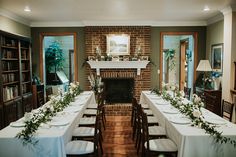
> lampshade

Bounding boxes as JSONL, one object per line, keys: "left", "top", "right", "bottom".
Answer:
{"left": 196, "top": 60, "right": 212, "bottom": 71}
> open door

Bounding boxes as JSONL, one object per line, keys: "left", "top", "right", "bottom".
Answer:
{"left": 180, "top": 40, "right": 189, "bottom": 90}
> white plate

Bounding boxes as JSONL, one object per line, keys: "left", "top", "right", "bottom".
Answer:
{"left": 205, "top": 118, "right": 226, "bottom": 125}
{"left": 155, "top": 100, "right": 169, "bottom": 105}
{"left": 163, "top": 109, "right": 179, "bottom": 114}
{"left": 169, "top": 117, "right": 191, "bottom": 124}
{"left": 50, "top": 120, "right": 69, "bottom": 126}
{"left": 64, "top": 107, "right": 81, "bottom": 113}
{"left": 10, "top": 121, "right": 25, "bottom": 127}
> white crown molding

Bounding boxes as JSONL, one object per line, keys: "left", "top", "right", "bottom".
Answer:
{"left": 207, "top": 13, "right": 224, "bottom": 25}
{"left": 0, "top": 8, "right": 30, "bottom": 26}
{"left": 221, "top": 5, "right": 236, "bottom": 15}
{"left": 30, "top": 21, "right": 84, "bottom": 27}
{"left": 30, "top": 20, "right": 207, "bottom": 27}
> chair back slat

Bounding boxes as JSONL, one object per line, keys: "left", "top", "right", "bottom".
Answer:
{"left": 222, "top": 100, "right": 234, "bottom": 122}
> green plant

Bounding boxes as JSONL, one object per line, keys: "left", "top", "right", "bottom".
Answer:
{"left": 163, "top": 49, "right": 176, "bottom": 70}
{"left": 45, "top": 41, "right": 64, "bottom": 73}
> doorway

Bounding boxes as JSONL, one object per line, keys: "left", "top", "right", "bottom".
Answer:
{"left": 160, "top": 32, "right": 198, "bottom": 96}
{"left": 39, "top": 33, "right": 77, "bottom": 94}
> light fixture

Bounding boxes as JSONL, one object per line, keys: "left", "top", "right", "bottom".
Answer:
{"left": 24, "top": 6, "right": 31, "bottom": 12}
{"left": 196, "top": 60, "right": 212, "bottom": 72}
{"left": 203, "top": 5, "right": 210, "bottom": 11}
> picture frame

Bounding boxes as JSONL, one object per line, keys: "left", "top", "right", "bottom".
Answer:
{"left": 106, "top": 34, "right": 130, "bottom": 56}
{"left": 141, "top": 56, "right": 149, "bottom": 61}
{"left": 211, "top": 43, "right": 223, "bottom": 72}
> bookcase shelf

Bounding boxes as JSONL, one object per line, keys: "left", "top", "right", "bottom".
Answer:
{"left": 0, "top": 31, "right": 32, "bottom": 128}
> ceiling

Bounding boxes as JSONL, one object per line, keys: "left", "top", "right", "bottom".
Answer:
{"left": 0, "top": 0, "right": 235, "bottom": 27}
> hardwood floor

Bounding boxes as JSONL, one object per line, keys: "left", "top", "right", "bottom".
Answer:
{"left": 102, "top": 115, "right": 138, "bottom": 157}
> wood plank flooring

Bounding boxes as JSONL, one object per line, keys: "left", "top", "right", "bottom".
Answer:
{"left": 102, "top": 115, "right": 138, "bottom": 157}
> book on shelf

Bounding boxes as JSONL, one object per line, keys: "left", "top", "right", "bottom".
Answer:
{"left": 3, "top": 85, "right": 18, "bottom": 101}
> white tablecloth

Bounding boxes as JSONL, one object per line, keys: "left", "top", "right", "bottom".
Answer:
{"left": 140, "top": 91, "right": 236, "bottom": 157}
{"left": 0, "top": 91, "right": 96, "bottom": 157}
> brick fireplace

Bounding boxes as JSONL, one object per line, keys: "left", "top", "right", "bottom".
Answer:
{"left": 85, "top": 26, "right": 151, "bottom": 101}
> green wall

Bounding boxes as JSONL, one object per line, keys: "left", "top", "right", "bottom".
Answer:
{"left": 206, "top": 20, "right": 224, "bottom": 61}
{"left": 31, "top": 27, "right": 86, "bottom": 89}
{"left": 0, "top": 15, "right": 30, "bottom": 37}
{"left": 151, "top": 27, "right": 206, "bottom": 88}
{"left": 31, "top": 26, "right": 206, "bottom": 90}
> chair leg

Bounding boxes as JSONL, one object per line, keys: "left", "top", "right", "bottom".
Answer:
{"left": 137, "top": 133, "right": 142, "bottom": 154}
{"left": 99, "top": 134, "right": 103, "bottom": 155}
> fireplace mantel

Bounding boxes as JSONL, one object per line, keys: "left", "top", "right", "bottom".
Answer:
{"left": 87, "top": 61, "right": 149, "bottom": 75}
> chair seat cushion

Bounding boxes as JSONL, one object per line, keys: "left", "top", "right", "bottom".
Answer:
{"left": 144, "top": 109, "right": 153, "bottom": 116}
{"left": 87, "top": 103, "right": 98, "bottom": 109}
{"left": 79, "top": 117, "right": 96, "bottom": 125}
{"left": 72, "top": 127, "right": 96, "bottom": 137}
{"left": 84, "top": 109, "right": 97, "bottom": 115}
{"left": 147, "top": 116, "right": 159, "bottom": 124}
{"left": 66, "top": 140, "right": 94, "bottom": 155}
{"left": 145, "top": 139, "right": 177, "bottom": 152}
{"left": 141, "top": 103, "right": 149, "bottom": 109}
{"left": 149, "top": 126, "right": 166, "bottom": 136}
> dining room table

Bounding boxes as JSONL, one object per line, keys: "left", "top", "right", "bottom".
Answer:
{"left": 140, "top": 91, "right": 236, "bottom": 157}
{"left": 0, "top": 91, "right": 96, "bottom": 157}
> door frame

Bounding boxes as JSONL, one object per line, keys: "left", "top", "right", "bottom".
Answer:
{"left": 39, "top": 32, "right": 78, "bottom": 83}
{"left": 159, "top": 32, "right": 198, "bottom": 88}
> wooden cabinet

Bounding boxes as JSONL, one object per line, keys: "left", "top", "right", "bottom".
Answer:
{"left": 196, "top": 87, "right": 222, "bottom": 116}
{"left": 0, "top": 31, "right": 32, "bottom": 128}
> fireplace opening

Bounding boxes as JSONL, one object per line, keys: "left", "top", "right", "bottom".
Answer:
{"left": 103, "top": 78, "right": 134, "bottom": 103}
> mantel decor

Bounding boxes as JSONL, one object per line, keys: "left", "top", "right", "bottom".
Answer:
{"left": 87, "top": 60, "right": 149, "bottom": 75}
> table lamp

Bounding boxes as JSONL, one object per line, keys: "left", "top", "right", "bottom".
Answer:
{"left": 196, "top": 60, "right": 212, "bottom": 89}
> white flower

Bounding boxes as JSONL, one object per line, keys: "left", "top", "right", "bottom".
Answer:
{"left": 24, "top": 112, "right": 32, "bottom": 122}
{"left": 170, "top": 85, "right": 176, "bottom": 91}
{"left": 193, "top": 109, "right": 201, "bottom": 118}
{"left": 177, "top": 100, "right": 182, "bottom": 106}
{"left": 193, "top": 94, "right": 201, "bottom": 103}
{"left": 180, "top": 90, "right": 185, "bottom": 97}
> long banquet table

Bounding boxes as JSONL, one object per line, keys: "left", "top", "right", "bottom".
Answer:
{"left": 0, "top": 91, "right": 96, "bottom": 157}
{"left": 140, "top": 91, "right": 236, "bottom": 157}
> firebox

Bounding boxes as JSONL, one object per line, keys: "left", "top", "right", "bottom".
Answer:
{"left": 103, "top": 78, "right": 134, "bottom": 103}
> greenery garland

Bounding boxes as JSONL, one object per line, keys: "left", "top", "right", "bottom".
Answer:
{"left": 151, "top": 84, "right": 236, "bottom": 147}
{"left": 16, "top": 82, "right": 82, "bottom": 146}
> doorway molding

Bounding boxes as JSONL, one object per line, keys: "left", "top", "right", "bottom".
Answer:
{"left": 159, "top": 32, "right": 198, "bottom": 88}
{"left": 39, "top": 32, "right": 78, "bottom": 83}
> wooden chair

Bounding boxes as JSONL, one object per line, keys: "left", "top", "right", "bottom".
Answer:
{"left": 222, "top": 100, "right": 234, "bottom": 122}
{"left": 72, "top": 113, "right": 103, "bottom": 155}
{"left": 141, "top": 112, "right": 178, "bottom": 157}
{"left": 46, "top": 87, "right": 53, "bottom": 102}
{"left": 37, "top": 91, "right": 44, "bottom": 107}
{"left": 66, "top": 114, "right": 100, "bottom": 157}
{"left": 184, "top": 87, "right": 191, "bottom": 100}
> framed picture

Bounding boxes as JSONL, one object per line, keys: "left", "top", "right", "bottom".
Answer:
{"left": 141, "top": 56, "right": 149, "bottom": 61}
{"left": 106, "top": 34, "right": 130, "bottom": 56}
{"left": 211, "top": 43, "right": 223, "bottom": 72}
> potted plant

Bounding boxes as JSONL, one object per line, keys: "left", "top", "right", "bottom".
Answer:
{"left": 45, "top": 41, "right": 64, "bottom": 84}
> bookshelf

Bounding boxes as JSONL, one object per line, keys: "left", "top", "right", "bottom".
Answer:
{"left": 0, "top": 31, "right": 32, "bottom": 128}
